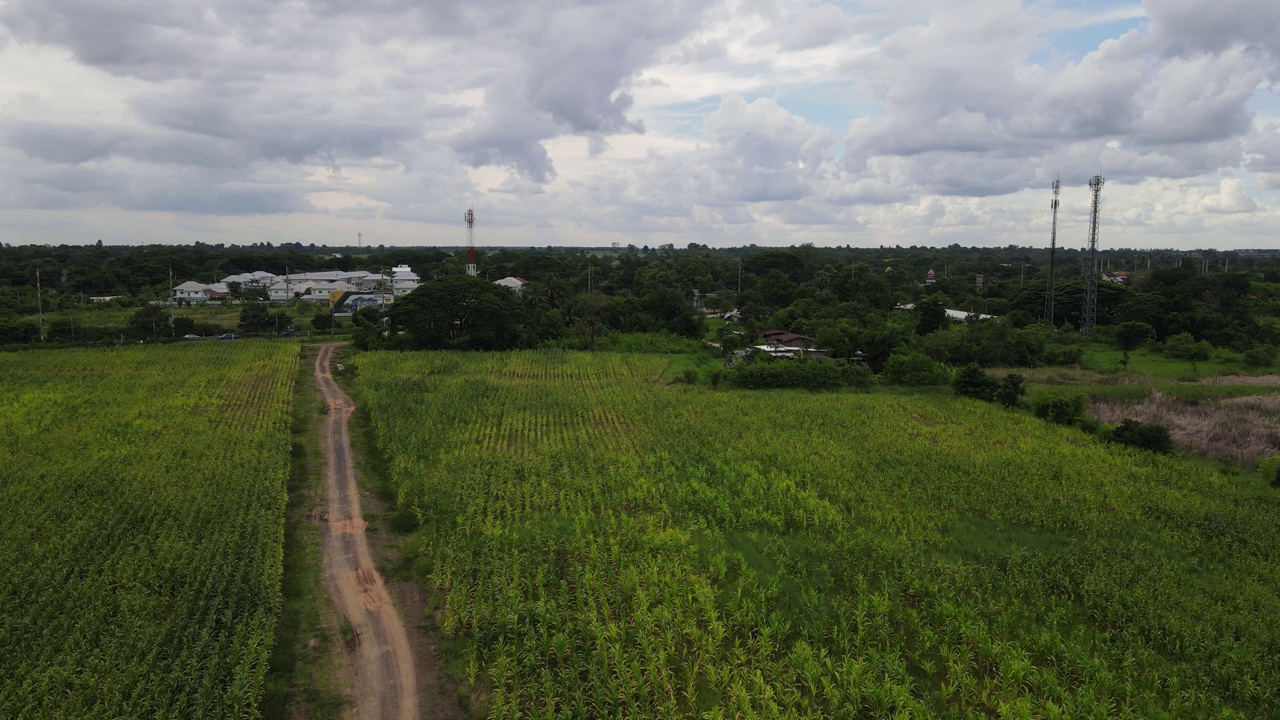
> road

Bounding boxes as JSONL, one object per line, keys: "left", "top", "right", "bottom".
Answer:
{"left": 315, "top": 343, "right": 419, "bottom": 720}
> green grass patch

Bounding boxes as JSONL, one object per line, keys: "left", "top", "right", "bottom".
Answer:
{"left": 260, "top": 347, "right": 350, "bottom": 720}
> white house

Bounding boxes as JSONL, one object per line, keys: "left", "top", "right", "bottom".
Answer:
{"left": 494, "top": 276, "right": 528, "bottom": 293}
{"left": 299, "top": 281, "right": 359, "bottom": 304}
{"left": 220, "top": 271, "right": 279, "bottom": 287}
{"left": 173, "top": 281, "right": 210, "bottom": 303}
{"left": 391, "top": 266, "right": 420, "bottom": 297}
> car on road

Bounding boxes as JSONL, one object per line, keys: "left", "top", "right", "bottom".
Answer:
{"left": 182, "top": 334, "right": 202, "bottom": 339}
{"left": 217, "top": 333, "right": 239, "bottom": 340}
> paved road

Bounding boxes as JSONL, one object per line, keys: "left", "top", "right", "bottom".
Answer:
{"left": 315, "top": 343, "right": 418, "bottom": 720}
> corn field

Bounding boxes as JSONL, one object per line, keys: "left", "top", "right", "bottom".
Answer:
{"left": 357, "top": 350, "right": 1280, "bottom": 719}
{"left": 0, "top": 342, "right": 298, "bottom": 719}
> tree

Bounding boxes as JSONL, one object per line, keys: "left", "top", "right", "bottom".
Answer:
{"left": 995, "top": 373, "right": 1026, "bottom": 408}
{"left": 1115, "top": 321, "right": 1155, "bottom": 351}
{"left": 126, "top": 305, "right": 172, "bottom": 341}
{"left": 915, "top": 298, "right": 948, "bottom": 336}
{"left": 238, "top": 302, "right": 272, "bottom": 334}
{"left": 1105, "top": 419, "right": 1173, "bottom": 454}
{"left": 172, "top": 315, "right": 196, "bottom": 337}
{"left": 882, "top": 350, "right": 949, "bottom": 386}
{"left": 390, "top": 275, "right": 522, "bottom": 350}
{"left": 1163, "top": 332, "right": 1212, "bottom": 361}
{"left": 311, "top": 311, "right": 333, "bottom": 332}
{"left": 570, "top": 291, "right": 608, "bottom": 350}
{"left": 952, "top": 363, "right": 998, "bottom": 401}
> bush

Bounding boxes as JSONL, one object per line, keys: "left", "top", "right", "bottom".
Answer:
{"left": 1164, "top": 332, "right": 1212, "bottom": 361}
{"left": 726, "top": 358, "right": 867, "bottom": 391}
{"left": 1243, "top": 344, "right": 1277, "bottom": 368}
{"left": 1042, "top": 344, "right": 1083, "bottom": 366}
{"left": 1033, "top": 393, "right": 1085, "bottom": 425}
{"left": 839, "top": 362, "right": 874, "bottom": 389}
{"left": 1105, "top": 418, "right": 1173, "bottom": 454}
{"left": 1114, "top": 321, "right": 1155, "bottom": 351}
{"left": 881, "top": 351, "right": 950, "bottom": 386}
{"left": 995, "top": 373, "right": 1026, "bottom": 408}
{"left": 953, "top": 364, "right": 999, "bottom": 401}
{"left": 727, "top": 359, "right": 839, "bottom": 390}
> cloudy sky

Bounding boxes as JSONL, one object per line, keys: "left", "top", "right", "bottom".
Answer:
{"left": 1, "top": 0, "right": 1277, "bottom": 249}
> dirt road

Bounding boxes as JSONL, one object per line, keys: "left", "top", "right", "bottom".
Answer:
{"left": 315, "top": 343, "right": 419, "bottom": 720}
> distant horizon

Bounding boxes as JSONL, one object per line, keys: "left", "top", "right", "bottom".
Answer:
{"left": 4, "top": 240, "right": 1279, "bottom": 256}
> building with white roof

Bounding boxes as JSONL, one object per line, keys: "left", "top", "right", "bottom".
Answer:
{"left": 391, "top": 266, "right": 420, "bottom": 297}
{"left": 494, "top": 276, "right": 529, "bottom": 293}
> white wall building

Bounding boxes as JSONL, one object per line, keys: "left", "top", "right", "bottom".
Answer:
{"left": 494, "top": 276, "right": 529, "bottom": 293}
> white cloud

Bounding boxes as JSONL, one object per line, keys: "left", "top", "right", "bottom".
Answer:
{"left": 0, "top": 0, "right": 1277, "bottom": 248}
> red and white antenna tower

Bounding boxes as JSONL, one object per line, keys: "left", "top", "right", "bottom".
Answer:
{"left": 464, "top": 208, "right": 478, "bottom": 277}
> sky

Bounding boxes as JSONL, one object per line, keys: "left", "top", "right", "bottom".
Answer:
{"left": 0, "top": 0, "right": 1278, "bottom": 249}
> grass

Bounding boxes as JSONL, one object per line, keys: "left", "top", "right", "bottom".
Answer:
{"left": 1089, "top": 392, "right": 1280, "bottom": 469}
{"left": 259, "top": 347, "right": 350, "bottom": 720}
{"left": 1081, "top": 346, "right": 1261, "bottom": 379}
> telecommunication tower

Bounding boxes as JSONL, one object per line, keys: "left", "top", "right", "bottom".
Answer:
{"left": 1080, "top": 175, "right": 1104, "bottom": 335}
{"left": 464, "top": 208, "right": 478, "bottom": 277}
{"left": 1044, "top": 177, "right": 1060, "bottom": 325}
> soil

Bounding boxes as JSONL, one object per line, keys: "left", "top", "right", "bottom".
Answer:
{"left": 315, "top": 343, "right": 419, "bottom": 720}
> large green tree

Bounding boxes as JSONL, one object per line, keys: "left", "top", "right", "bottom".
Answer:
{"left": 391, "top": 275, "right": 523, "bottom": 350}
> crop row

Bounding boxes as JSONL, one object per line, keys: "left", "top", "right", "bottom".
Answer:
{"left": 357, "top": 350, "right": 1280, "bottom": 719}
{"left": 0, "top": 342, "right": 298, "bottom": 719}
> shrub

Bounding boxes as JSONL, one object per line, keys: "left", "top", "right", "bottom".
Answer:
{"left": 953, "top": 364, "right": 999, "bottom": 401}
{"left": 995, "top": 373, "right": 1026, "bottom": 408}
{"left": 727, "top": 358, "right": 843, "bottom": 390}
{"left": 1114, "top": 321, "right": 1155, "bottom": 351}
{"left": 1243, "top": 345, "right": 1277, "bottom": 368}
{"left": 1042, "top": 344, "right": 1083, "bottom": 366}
{"left": 839, "top": 362, "right": 874, "bottom": 389}
{"left": 881, "top": 351, "right": 950, "bottom": 386}
{"left": 1164, "top": 332, "right": 1212, "bottom": 361}
{"left": 1033, "top": 393, "right": 1085, "bottom": 425}
{"left": 708, "top": 366, "right": 726, "bottom": 389}
{"left": 1105, "top": 418, "right": 1174, "bottom": 454}
{"left": 681, "top": 369, "right": 698, "bottom": 385}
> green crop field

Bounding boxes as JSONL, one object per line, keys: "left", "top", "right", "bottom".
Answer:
{"left": 0, "top": 343, "right": 298, "bottom": 718}
{"left": 357, "top": 350, "right": 1280, "bottom": 719}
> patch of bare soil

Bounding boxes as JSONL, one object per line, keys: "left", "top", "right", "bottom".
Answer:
{"left": 1089, "top": 391, "right": 1280, "bottom": 467}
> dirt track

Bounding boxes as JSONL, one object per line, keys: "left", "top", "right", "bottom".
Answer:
{"left": 315, "top": 343, "right": 419, "bottom": 720}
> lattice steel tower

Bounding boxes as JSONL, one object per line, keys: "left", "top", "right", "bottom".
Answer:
{"left": 1080, "top": 175, "right": 1104, "bottom": 335}
{"left": 1044, "top": 177, "right": 1061, "bottom": 325}
{"left": 464, "top": 208, "right": 478, "bottom": 277}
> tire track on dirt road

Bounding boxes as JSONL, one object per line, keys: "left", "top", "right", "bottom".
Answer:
{"left": 315, "top": 343, "right": 418, "bottom": 720}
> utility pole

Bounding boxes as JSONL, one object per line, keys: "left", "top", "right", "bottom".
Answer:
{"left": 1045, "top": 177, "right": 1060, "bottom": 325}
{"left": 36, "top": 268, "right": 45, "bottom": 343}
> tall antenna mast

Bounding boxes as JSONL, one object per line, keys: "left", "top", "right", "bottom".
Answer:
{"left": 1081, "top": 174, "right": 1104, "bottom": 335}
{"left": 1044, "top": 176, "right": 1061, "bottom": 325}
{"left": 464, "top": 208, "right": 478, "bottom": 277}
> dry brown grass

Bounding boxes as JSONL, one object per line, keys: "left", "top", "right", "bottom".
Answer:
{"left": 1197, "top": 374, "right": 1280, "bottom": 386}
{"left": 1089, "top": 392, "right": 1280, "bottom": 468}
